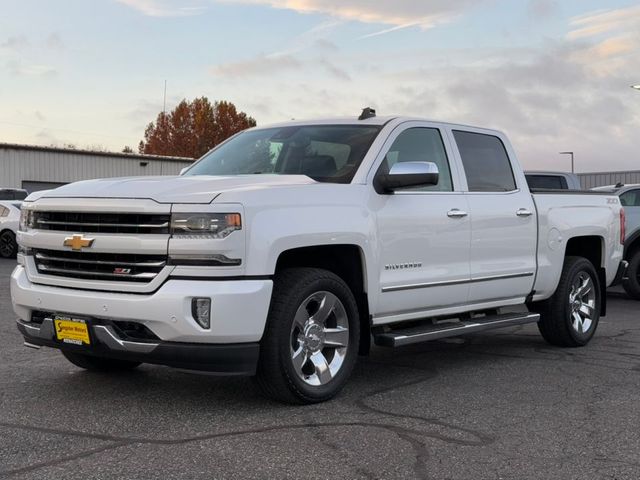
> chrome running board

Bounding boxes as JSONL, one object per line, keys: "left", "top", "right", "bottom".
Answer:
{"left": 373, "top": 312, "right": 540, "bottom": 347}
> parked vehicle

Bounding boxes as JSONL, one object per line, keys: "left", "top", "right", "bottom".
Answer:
{"left": 12, "top": 111, "right": 625, "bottom": 404}
{"left": 525, "top": 171, "right": 582, "bottom": 190}
{"left": 592, "top": 183, "right": 640, "bottom": 298}
{"left": 0, "top": 201, "right": 21, "bottom": 258}
{"left": 0, "top": 188, "right": 28, "bottom": 200}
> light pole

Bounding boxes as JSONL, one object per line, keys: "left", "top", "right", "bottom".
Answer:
{"left": 560, "top": 151, "right": 574, "bottom": 173}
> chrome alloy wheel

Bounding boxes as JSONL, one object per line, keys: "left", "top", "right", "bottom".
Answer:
{"left": 569, "top": 272, "right": 596, "bottom": 334}
{"left": 289, "top": 291, "right": 350, "bottom": 386}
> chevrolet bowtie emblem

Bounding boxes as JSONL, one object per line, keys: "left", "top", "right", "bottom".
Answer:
{"left": 63, "top": 234, "right": 95, "bottom": 251}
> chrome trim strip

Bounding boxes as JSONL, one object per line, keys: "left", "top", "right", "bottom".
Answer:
{"left": 35, "top": 220, "right": 169, "bottom": 229}
{"left": 373, "top": 295, "right": 524, "bottom": 321}
{"left": 17, "top": 318, "right": 55, "bottom": 340}
{"left": 37, "top": 264, "right": 158, "bottom": 280}
{"left": 35, "top": 252, "right": 166, "bottom": 268}
{"left": 381, "top": 272, "right": 534, "bottom": 293}
{"left": 93, "top": 325, "right": 159, "bottom": 353}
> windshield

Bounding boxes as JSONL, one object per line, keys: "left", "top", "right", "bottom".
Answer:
{"left": 184, "top": 125, "right": 381, "bottom": 183}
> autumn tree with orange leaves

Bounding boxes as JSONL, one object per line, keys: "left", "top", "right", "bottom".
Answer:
{"left": 138, "top": 97, "right": 256, "bottom": 158}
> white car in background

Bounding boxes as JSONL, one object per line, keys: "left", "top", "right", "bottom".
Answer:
{"left": 0, "top": 201, "right": 21, "bottom": 258}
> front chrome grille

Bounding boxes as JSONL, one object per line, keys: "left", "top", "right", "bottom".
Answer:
{"left": 33, "top": 211, "right": 170, "bottom": 234}
{"left": 34, "top": 249, "right": 167, "bottom": 283}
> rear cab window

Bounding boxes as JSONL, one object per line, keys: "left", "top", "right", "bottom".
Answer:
{"left": 526, "top": 175, "right": 568, "bottom": 190}
{"left": 453, "top": 130, "right": 516, "bottom": 192}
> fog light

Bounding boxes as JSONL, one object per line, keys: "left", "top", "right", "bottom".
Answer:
{"left": 191, "top": 298, "right": 211, "bottom": 329}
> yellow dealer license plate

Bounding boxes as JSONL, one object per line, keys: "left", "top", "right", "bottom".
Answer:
{"left": 54, "top": 317, "right": 91, "bottom": 345}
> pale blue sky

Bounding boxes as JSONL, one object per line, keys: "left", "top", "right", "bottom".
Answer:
{"left": 1, "top": 0, "right": 639, "bottom": 171}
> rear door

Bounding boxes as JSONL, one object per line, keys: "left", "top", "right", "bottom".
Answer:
{"left": 449, "top": 129, "right": 537, "bottom": 303}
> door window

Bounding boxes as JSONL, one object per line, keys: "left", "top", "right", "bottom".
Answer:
{"left": 620, "top": 190, "right": 640, "bottom": 207}
{"left": 453, "top": 131, "right": 516, "bottom": 192}
{"left": 379, "top": 128, "right": 453, "bottom": 192}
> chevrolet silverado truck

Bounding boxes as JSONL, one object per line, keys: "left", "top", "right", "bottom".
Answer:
{"left": 11, "top": 110, "right": 626, "bottom": 404}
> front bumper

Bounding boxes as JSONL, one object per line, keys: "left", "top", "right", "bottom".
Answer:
{"left": 11, "top": 265, "right": 273, "bottom": 374}
{"left": 11, "top": 265, "right": 273, "bottom": 343}
{"left": 17, "top": 318, "right": 259, "bottom": 375}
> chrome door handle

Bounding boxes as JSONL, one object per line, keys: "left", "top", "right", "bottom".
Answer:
{"left": 516, "top": 208, "right": 533, "bottom": 217}
{"left": 447, "top": 209, "right": 468, "bottom": 218}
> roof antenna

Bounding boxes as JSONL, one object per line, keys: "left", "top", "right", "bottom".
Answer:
{"left": 358, "top": 107, "right": 376, "bottom": 120}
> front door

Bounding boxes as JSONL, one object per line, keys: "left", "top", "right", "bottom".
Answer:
{"left": 373, "top": 124, "right": 471, "bottom": 321}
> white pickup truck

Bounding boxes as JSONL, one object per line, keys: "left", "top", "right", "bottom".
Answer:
{"left": 11, "top": 110, "right": 626, "bottom": 404}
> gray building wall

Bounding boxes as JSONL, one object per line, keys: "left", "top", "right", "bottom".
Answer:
{"left": 578, "top": 171, "right": 640, "bottom": 189}
{"left": 0, "top": 143, "right": 194, "bottom": 192}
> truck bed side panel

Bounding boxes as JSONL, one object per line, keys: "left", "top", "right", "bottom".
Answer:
{"left": 532, "top": 193, "right": 623, "bottom": 301}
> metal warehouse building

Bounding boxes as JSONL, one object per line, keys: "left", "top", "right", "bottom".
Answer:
{"left": 0, "top": 143, "right": 193, "bottom": 193}
{"left": 578, "top": 171, "right": 640, "bottom": 189}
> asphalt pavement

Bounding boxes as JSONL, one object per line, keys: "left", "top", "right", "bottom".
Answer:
{"left": 1, "top": 257, "right": 639, "bottom": 479}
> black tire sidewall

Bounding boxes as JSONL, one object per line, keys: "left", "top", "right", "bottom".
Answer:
{"left": 622, "top": 250, "right": 640, "bottom": 299}
{"left": 269, "top": 270, "right": 360, "bottom": 402}
{"left": 0, "top": 231, "right": 17, "bottom": 258}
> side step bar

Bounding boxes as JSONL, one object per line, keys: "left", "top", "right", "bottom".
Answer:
{"left": 373, "top": 312, "right": 540, "bottom": 347}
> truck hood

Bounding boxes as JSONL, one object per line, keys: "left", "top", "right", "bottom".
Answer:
{"left": 33, "top": 175, "right": 318, "bottom": 204}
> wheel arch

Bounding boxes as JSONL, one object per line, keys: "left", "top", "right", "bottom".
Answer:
{"left": 564, "top": 235, "right": 606, "bottom": 316}
{"left": 274, "top": 244, "right": 371, "bottom": 355}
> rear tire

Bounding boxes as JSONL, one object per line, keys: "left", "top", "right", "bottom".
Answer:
{"left": 61, "top": 351, "right": 141, "bottom": 371}
{"left": 0, "top": 230, "right": 17, "bottom": 259}
{"left": 255, "top": 268, "right": 360, "bottom": 404}
{"left": 529, "top": 256, "right": 600, "bottom": 347}
{"left": 622, "top": 250, "right": 640, "bottom": 300}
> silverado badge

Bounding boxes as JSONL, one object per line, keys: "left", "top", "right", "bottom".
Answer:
{"left": 63, "top": 234, "right": 95, "bottom": 251}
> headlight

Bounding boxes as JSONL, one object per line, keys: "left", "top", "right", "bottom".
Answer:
{"left": 19, "top": 208, "right": 34, "bottom": 232}
{"left": 170, "top": 213, "right": 241, "bottom": 238}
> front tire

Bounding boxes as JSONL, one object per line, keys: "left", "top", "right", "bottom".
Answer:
{"left": 529, "top": 256, "right": 600, "bottom": 347}
{"left": 62, "top": 351, "right": 141, "bottom": 371}
{"left": 256, "top": 268, "right": 360, "bottom": 404}
{"left": 0, "top": 230, "right": 17, "bottom": 259}
{"left": 622, "top": 250, "right": 640, "bottom": 300}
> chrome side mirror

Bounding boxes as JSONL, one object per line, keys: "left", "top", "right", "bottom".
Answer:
{"left": 374, "top": 161, "right": 439, "bottom": 194}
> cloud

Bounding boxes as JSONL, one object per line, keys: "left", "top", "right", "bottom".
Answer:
{"left": 211, "top": 54, "right": 301, "bottom": 77}
{"left": 116, "top": 0, "right": 482, "bottom": 29}
{"left": 222, "top": 0, "right": 480, "bottom": 28}
{"left": 568, "top": 4, "right": 640, "bottom": 40}
{"left": 527, "top": 0, "right": 557, "bottom": 20}
{"left": 115, "top": 0, "right": 207, "bottom": 16}
{"left": 0, "top": 36, "right": 30, "bottom": 51}
{"left": 318, "top": 58, "right": 350, "bottom": 80}
{"left": 6, "top": 60, "right": 57, "bottom": 77}
{"left": 565, "top": 5, "right": 640, "bottom": 76}
{"left": 45, "top": 33, "right": 64, "bottom": 50}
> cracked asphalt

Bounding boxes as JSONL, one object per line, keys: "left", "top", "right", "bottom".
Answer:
{"left": 1, "top": 257, "right": 639, "bottom": 479}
